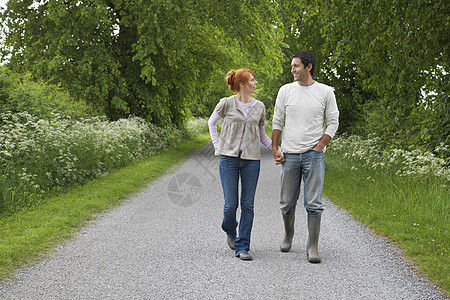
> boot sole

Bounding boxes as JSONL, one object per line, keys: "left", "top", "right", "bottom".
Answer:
{"left": 308, "top": 258, "right": 321, "bottom": 263}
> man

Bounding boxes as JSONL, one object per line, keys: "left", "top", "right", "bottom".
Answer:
{"left": 271, "top": 51, "right": 339, "bottom": 263}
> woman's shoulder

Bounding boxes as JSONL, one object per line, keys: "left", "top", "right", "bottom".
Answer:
{"left": 252, "top": 99, "right": 266, "bottom": 109}
{"left": 222, "top": 95, "right": 235, "bottom": 101}
{"left": 215, "top": 95, "right": 236, "bottom": 115}
{"left": 218, "top": 95, "right": 235, "bottom": 106}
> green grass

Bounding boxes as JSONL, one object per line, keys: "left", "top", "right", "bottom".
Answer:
{"left": 2, "top": 126, "right": 448, "bottom": 296}
{"left": 0, "top": 133, "right": 211, "bottom": 281}
{"left": 324, "top": 152, "right": 449, "bottom": 295}
{"left": 264, "top": 126, "right": 447, "bottom": 294}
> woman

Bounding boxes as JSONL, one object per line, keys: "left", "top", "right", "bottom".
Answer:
{"left": 208, "top": 68, "right": 280, "bottom": 260}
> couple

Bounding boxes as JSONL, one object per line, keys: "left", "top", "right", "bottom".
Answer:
{"left": 208, "top": 51, "right": 340, "bottom": 261}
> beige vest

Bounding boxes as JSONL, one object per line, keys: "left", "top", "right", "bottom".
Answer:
{"left": 215, "top": 96, "right": 266, "bottom": 160}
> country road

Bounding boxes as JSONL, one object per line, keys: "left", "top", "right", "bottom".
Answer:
{"left": 0, "top": 144, "right": 445, "bottom": 299}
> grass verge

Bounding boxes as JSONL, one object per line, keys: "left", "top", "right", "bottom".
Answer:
{"left": 0, "top": 133, "right": 211, "bottom": 281}
{"left": 324, "top": 152, "right": 449, "bottom": 295}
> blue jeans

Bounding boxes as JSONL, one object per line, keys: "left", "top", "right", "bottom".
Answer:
{"left": 219, "top": 154, "right": 260, "bottom": 256}
{"left": 280, "top": 150, "right": 325, "bottom": 216}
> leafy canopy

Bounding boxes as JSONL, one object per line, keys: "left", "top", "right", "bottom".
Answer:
{"left": 0, "top": 0, "right": 285, "bottom": 126}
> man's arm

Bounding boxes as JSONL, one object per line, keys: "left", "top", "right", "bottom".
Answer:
{"left": 323, "top": 87, "right": 339, "bottom": 140}
{"left": 313, "top": 134, "right": 332, "bottom": 152}
{"left": 314, "top": 87, "right": 339, "bottom": 152}
{"left": 272, "top": 85, "right": 286, "bottom": 164}
{"left": 272, "top": 129, "right": 284, "bottom": 164}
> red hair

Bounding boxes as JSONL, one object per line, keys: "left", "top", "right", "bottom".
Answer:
{"left": 225, "top": 69, "right": 255, "bottom": 93}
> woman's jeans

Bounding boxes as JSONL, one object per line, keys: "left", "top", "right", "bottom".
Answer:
{"left": 280, "top": 150, "right": 325, "bottom": 216}
{"left": 219, "top": 154, "right": 260, "bottom": 256}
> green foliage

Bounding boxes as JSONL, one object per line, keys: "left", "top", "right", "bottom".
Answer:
{"left": 254, "top": 0, "right": 376, "bottom": 133}
{"left": 1, "top": 0, "right": 447, "bottom": 150}
{"left": 330, "top": 134, "right": 449, "bottom": 179}
{"left": 252, "top": 0, "right": 309, "bottom": 119}
{"left": 0, "top": 132, "right": 211, "bottom": 281}
{"left": 0, "top": 67, "right": 92, "bottom": 119}
{"left": 1, "top": 0, "right": 124, "bottom": 114}
{"left": 0, "top": 0, "right": 285, "bottom": 127}
{"left": 418, "top": 72, "right": 450, "bottom": 150}
{"left": 325, "top": 137, "right": 449, "bottom": 293}
{"left": 316, "top": 0, "right": 449, "bottom": 148}
{"left": 267, "top": 0, "right": 448, "bottom": 151}
{"left": 0, "top": 112, "right": 208, "bottom": 215}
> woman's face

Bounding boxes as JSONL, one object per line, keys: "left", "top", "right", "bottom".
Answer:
{"left": 242, "top": 74, "right": 257, "bottom": 94}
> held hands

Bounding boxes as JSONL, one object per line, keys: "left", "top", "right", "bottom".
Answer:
{"left": 272, "top": 149, "right": 285, "bottom": 165}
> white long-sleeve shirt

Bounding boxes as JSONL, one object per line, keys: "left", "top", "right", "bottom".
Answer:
{"left": 272, "top": 81, "right": 339, "bottom": 153}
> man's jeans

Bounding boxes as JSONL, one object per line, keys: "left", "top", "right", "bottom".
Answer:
{"left": 280, "top": 150, "right": 325, "bottom": 216}
{"left": 219, "top": 154, "right": 260, "bottom": 256}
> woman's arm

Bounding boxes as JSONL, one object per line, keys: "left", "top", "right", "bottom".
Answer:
{"left": 259, "top": 125, "right": 272, "bottom": 149}
{"left": 208, "top": 110, "right": 222, "bottom": 156}
{"left": 260, "top": 125, "right": 282, "bottom": 151}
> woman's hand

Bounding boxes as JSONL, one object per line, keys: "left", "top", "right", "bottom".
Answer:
{"left": 272, "top": 149, "right": 285, "bottom": 165}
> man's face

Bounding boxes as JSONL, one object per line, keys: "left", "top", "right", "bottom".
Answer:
{"left": 291, "top": 57, "right": 309, "bottom": 82}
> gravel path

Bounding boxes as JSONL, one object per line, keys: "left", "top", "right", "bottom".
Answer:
{"left": 0, "top": 144, "right": 446, "bottom": 300}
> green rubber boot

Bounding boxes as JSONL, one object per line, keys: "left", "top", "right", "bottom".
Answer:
{"left": 307, "top": 215, "right": 321, "bottom": 263}
{"left": 280, "top": 213, "right": 295, "bottom": 252}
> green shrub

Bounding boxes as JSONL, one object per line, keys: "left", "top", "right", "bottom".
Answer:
{"left": 329, "top": 134, "right": 449, "bottom": 180}
{"left": 0, "top": 68, "right": 92, "bottom": 119}
{"left": 185, "top": 117, "right": 209, "bottom": 138}
{"left": 0, "top": 112, "right": 208, "bottom": 215}
{"left": 325, "top": 134, "right": 449, "bottom": 292}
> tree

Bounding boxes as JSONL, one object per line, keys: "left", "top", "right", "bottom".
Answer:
{"left": 256, "top": 0, "right": 374, "bottom": 134}
{"left": 317, "top": 0, "right": 449, "bottom": 148}
{"left": 274, "top": 0, "right": 448, "bottom": 149}
{"left": 0, "top": 0, "right": 285, "bottom": 126}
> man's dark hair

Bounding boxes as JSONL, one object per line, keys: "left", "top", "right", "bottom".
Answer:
{"left": 292, "top": 51, "right": 316, "bottom": 77}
